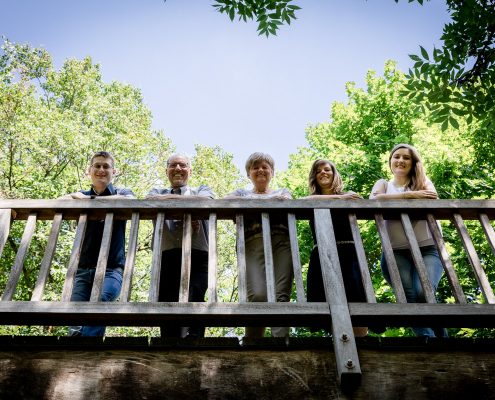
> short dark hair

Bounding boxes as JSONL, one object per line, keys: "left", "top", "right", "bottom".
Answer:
{"left": 90, "top": 151, "right": 115, "bottom": 167}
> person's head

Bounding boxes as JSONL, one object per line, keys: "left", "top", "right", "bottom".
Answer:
{"left": 88, "top": 151, "right": 116, "bottom": 190}
{"left": 166, "top": 153, "right": 192, "bottom": 188}
{"left": 388, "top": 143, "right": 427, "bottom": 190}
{"left": 308, "top": 159, "right": 344, "bottom": 195}
{"left": 245, "top": 152, "right": 275, "bottom": 191}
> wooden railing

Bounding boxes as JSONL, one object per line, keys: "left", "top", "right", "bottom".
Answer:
{"left": 1, "top": 198, "right": 495, "bottom": 385}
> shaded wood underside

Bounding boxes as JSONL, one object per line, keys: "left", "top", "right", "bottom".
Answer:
{"left": 1, "top": 337, "right": 494, "bottom": 400}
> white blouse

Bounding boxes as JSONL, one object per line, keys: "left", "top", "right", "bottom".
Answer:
{"left": 384, "top": 180, "right": 436, "bottom": 250}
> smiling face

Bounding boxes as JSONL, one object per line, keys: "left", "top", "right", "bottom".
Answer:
{"left": 89, "top": 156, "right": 116, "bottom": 191}
{"left": 167, "top": 154, "right": 191, "bottom": 188}
{"left": 390, "top": 147, "right": 413, "bottom": 178}
{"left": 315, "top": 162, "right": 334, "bottom": 191}
{"left": 248, "top": 160, "right": 273, "bottom": 192}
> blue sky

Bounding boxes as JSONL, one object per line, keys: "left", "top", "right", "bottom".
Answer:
{"left": 2, "top": 0, "right": 450, "bottom": 172}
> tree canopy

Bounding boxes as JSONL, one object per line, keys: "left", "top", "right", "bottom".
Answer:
{"left": 213, "top": 0, "right": 495, "bottom": 130}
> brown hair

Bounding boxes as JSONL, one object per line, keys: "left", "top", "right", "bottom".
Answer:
{"left": 388, "top": 143, "right": 427, "bottom": 190}
{"left": 244, "top": 152, "right": 275, "bottom": 176}
{"left": 308, "top": 159, "right": 344, "bottom": 195}
{"left": 90, "top": 151, "right": 115, "bottom": 167}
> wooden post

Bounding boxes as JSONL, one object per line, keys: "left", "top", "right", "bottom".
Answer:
{"left": 62, "top": 214, "right": 88, "bottom": 302}
{"left": 207, "top": 213, "right": 218, "bottom": 303}
{"left": 90, "top": 213, "right": 114, "bottom": 302}
{"left": 149, "top": 212, "right": 165, "bottom": 303}
{"left": 314, "top": 208, "right": 361, "bottom": 386}
{"left": 2, "top": 213, "right": 37, "bottom": 301}
{"left": 120, "top": 212, "right": 140, "bottom": 303}
{"left": 32, "top": 213, "right": 63, "bottom": 301}
{"left": 179, "top": 213, "right": 192, "bottom": 303}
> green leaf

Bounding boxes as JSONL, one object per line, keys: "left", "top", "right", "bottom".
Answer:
{"left": 420, "top": 46, "right": 429, "bottom": 60}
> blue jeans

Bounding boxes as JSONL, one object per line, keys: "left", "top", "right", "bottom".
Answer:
{"left": 381, "top": 245, "right": 447, "bottom": 338}
{"left": 69, "top": 268, "right": 123, "bottom": 337}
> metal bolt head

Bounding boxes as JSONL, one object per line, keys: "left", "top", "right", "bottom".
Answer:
{"left": 346, "top": 359, "right": 354, "bottom": 369}
{"left": 341, "top": 333, "right": 349, "bottom": 342}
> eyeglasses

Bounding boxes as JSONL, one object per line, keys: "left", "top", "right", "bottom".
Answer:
{"left": 91, "top": 163, "right": 113, "bottom": 170}
{"left": 167, "top": 163, "right": 189, "bottom": 169}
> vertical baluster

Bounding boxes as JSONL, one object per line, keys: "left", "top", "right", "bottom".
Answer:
{"left": 62, "top": 214, "right": 88, "bottom": 301}
{"left": 0, "top": 209, "right": 12, "bottom": 260}
{"left": 452, "top": 213, "right": 495, "bottom": 304}
{"left": 207, "top": 213, "right": 218, "bottom": 303}
{"left": 32, "top": 213, "right": 63, "bottom": 301}
{"left": 179, "top": 213, "right": 192, "bottom": 302}
{"left": 90, "top": 213, "right": 114, "bottom": 302}
{"left": 400, "top": 213, "right": 436, "bottom": 303}
{"left": 427, "top": 214, "right": 466, "bottom": 304}
{"left": 479, "top": 213, "right": 495, "bottom": 259}
{"left": 120, "top": 212, "right": 140, "bottom": 303}
{"left": 149, "top": 212, "right": 166, "bottom": 302}
{"left": 2, "top": 213, "right": 37, "bottom": 301}
{"left": 261, "top": 213, "right": 276, "bottom": 303}
{"left": 288, "top": 213, "right": 305, "bottom": 302}
{"left": 236, "top": 214, "right": 247, "bottom": 303}
{"left": 374, "top": 214, "right": 407, "bottom": 303}
{"left": 348, "top": 213, "right": 376, "bottom": 303}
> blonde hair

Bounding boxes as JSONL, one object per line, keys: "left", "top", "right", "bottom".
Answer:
{"left": 244, "top": 152, "right": 275, "bottom": 175}
{"left": 388, "top": 143, "right": 428, "bottom": 190}
{"left": 308, "top": 159, "right": 344, "bottom": 195}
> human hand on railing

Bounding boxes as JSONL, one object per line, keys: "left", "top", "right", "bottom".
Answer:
{"left": 404, "top": 190, "right": 438, "bottom": 199}
{"left": 69, "top": 192, "right": 91, "bottom": 200}
{"left": 342, "top": 192, "right": 362, "bottom": 200}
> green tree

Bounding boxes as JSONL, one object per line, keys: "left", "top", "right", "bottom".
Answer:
{"left": 280, "top": 60, "right": 495, "bottom": 337}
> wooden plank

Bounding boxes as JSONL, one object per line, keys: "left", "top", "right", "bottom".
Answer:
{"left": 452, "top": 213, "right": 495, "bottom": 304}
{"left": 348, "top": 214, "right": 375, "bottom": 303}
{"left": 31, "top": 213, "right": 63, "bottom": 301}
{"left": 1, "top": 213, "right": 37, "bottom": 301}
{"left": 61, "top": 214, "right": 88, "bottom": 302}
{"left": 2, "top": 301, "right": 495, "bottom": 327}
{"left": 207, "top": 213, "right": 218, "bottom": 303}
{"left": 120, "top": 212, "right": 140, "bottom": 303}
{"left": 314, "top": 208, "right": 361, "bottom": 384}
{"left": 236, "top": 214, "right": 247, "bottom": 303}
{"left": 149, "top": 212, "right": 165, "bottom": 302}
{"left": 179, "top": 213, "right": 192, "bottom": 303}
{"left": 400, "top": 213, "right": 436, "bottom": 303}
{"left": 426, "top": 214, "right": 466, "bottom": 304}
{"left": 90, "top": 213, "right": 114, "bottom": 302}
{"left": 261, "top": 213, "right": 276, "bottom": 303}
{"left": 288, "top": 213, "right": 306, "bottom": 303}
{"left": 0, "top": 209, "right": 12, "bottom": 260}
{"left": 479, "top": 213, "right": 495, "bottom": 259}
{"left": 374, "top": 214, "right": 407, "bottom": 303}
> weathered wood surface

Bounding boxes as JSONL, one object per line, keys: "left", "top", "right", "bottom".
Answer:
{"left": 5, "top": 198, "right": 495, "bottom": 221}
{"left": 1, "top": 339, "right": 494, "bottom": 399}
{"left": 1, "top": 302, "right": 495, "bottom": 327}
{"left": 314, "top": 208, "right": 361, "bottom": 383}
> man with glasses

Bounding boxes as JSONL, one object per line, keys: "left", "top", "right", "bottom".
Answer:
{"left": 62, "top": 151, "right": 135, "bottom": 336}
{"left": 146, "top": 153, "right": 214, "bottom": 338}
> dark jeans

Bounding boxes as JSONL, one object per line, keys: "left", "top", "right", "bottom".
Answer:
{"left": 307, "top": 243, "right": 368, "bottom": 333}
{"left": 159, "top": 249, "right": 208, "bottom": 338}
{"left": 69, "top": 267, "right": 123, "bottom": 337}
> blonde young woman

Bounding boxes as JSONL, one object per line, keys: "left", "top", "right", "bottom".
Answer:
{"left": 305, "top": 159, "right": 368, "bottom": 337}
{"left": 370, "top": 143, "right": 447, "bottom": 338}
{"left": 225, "top": 152, "right": 294, "bottom": 338}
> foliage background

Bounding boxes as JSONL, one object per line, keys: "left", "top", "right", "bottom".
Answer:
{"left": 0, "top": 37, "right": 494, "bottom": 338}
